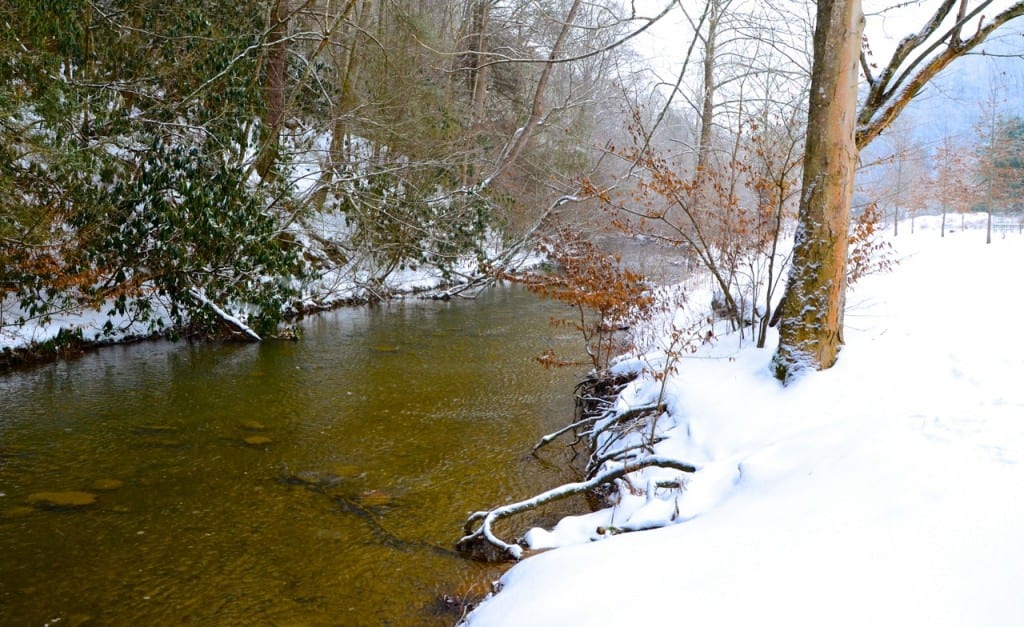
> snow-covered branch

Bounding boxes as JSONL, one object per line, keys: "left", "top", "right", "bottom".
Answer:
{"left": 187, "top": 288, "right": 262, "bottom": 341}
{"left": 457, "top": 455, "right": 699, "bottom": 562}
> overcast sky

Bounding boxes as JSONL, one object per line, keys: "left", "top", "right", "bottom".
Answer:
{"left": 629, "top": 0, "right": 1021, "bottom": 78}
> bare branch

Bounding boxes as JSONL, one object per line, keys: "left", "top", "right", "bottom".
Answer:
{"left": 861, "top": 0, "right": 959, "bottom": 117}
{"left": 858, "top": 0, "right": 1024, "bottom": 148}
{"left": 456, "top": 455, "right": 699, "bottom": 562}
{"left": 478, "top": 0, "right": 583, "bottom": 189}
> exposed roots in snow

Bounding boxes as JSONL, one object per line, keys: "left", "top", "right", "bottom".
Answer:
{"left": 586, "top": 403, "right": 666, "bottom": 480}
{"left": 457, "top": 369, "right": 698, "bottom": 563}
{"left": 456, "top": 455, "right": 698, "bottom": 562}
{"left": 532, "top": 371, "right": 638, "bottom": 458}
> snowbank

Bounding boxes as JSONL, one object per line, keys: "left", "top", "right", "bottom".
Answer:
{"left": 465, "top": 221, "right": 1024, "bottom": 626}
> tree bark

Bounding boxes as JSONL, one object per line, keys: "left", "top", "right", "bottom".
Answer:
{"left": 255, "top": 0, "right": 290, "bottom": 179}
{"left": 470, "top": 0, "right": 490, "bottom": 132}
{"left": 695, "top": 0, "right": 719, "bottom": 174}
{"left": 462, "top": 0, "right": 490, "bottom": 187}
{"left": 772, "top": 0, "right": 862, "bottom": 383}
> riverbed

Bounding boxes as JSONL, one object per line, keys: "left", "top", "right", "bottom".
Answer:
{"left": 0, "top": 286, "right": 588, "bottom": 625}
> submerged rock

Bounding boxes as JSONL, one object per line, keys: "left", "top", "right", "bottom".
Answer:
{"left": 2, "top": 506, "right": 36, "bottom": 519}
{"left": 357, "top": 489, "right": 392, "bottom": 507}
{"left": 135, "top": 424, "right": 177, "bottom": 433}
{"left": 26, "top": 491, "right": 98, "bottom": 509}
{"left": 91, "top": 479, "right": 124, "bottom": 491}
{"left": 283, "top": 470, "right": 344, "bottom": 488}
{"left": 330, "top": 464, "right": 361, "bottom": 478}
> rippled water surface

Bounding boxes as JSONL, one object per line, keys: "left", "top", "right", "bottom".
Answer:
{"left": 0, "top": 287, "right": 587, "bottom": 625}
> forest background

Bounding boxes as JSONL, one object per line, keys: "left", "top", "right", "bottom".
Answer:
{"left": 2, "top": 0, "right": 1023, "bottom": 357}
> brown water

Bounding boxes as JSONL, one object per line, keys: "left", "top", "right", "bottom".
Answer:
{"left": 0, "top": 286, "right": 587, "bottom": 625}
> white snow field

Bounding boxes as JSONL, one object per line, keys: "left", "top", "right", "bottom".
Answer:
{"left": 465, "top": 217, "right": 1024, "bottom": 626}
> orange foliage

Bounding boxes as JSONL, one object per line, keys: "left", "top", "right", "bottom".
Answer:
{"left": 847, "top": 203, "right": 896, "bottom": 287}
{"left": 584, "top": 110, "right": 801, "bottom": 344}
{"left": 515, "top": 225, "right": 654, "bottom": 372}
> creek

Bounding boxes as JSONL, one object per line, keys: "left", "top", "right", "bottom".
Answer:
{"left": 0, "top": 286, "right": 588, "bottom": 625}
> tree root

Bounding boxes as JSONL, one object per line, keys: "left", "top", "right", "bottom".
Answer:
{"left": 586, "top": 437, "right": 665, "bottom": 478}
{"left": 531, "top": 414, "right": 603, "bottom": 453}
{"left": 459, "top": 369, "right": 681, "bottom": 562}
{"left": 574, "top": 370, "right": 637, "bottom": 419}
{"left": 531, "top": 371, "right": 645, "bottom": 456}
{"left": 456, "top": 455, "right": 698, "bottom": 562}
{"left": 587, "top": 403, "right": 666, "bottom": 476}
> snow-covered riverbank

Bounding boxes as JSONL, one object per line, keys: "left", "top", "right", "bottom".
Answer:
{"left": 0, "top": 267, "right": 444, "bottom": 369}
{"left": 465, "top": 216, "right": 1024, "bottom": 626}
{"left": 0, "top": 235, "right": 527, "bottom": 369}
{"left": 0, "top": 261, "right": 447, "bottom": 353}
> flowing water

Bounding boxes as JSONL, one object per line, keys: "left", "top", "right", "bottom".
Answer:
{"left": 0, "top": 286, "right": 589, "bottom": 625}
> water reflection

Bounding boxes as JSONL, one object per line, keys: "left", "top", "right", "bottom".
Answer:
{"left": 0, "top": 286, "right": 585, "bottom": 625}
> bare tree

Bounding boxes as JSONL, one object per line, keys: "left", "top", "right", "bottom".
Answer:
{"left": 932, "top": 132, "right": 976, "bottom": 237}
{"left": 880, "top": 114, "right": 921, "bottom": 236}
{"left": 773, "top": 0, "right": 1024, "bottom": 383}
{"left": 973, "top": 74, "right": 1023, "bottom": 243}
{"left": 770, "top": 0, "right": 862, "bottom": 382}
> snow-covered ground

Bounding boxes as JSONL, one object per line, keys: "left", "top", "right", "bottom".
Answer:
{"left": 465, "top": 215, "right": 1024, "bottom": 626}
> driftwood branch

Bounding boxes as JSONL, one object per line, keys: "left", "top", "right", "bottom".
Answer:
{"left": 456, "top": 455, "right": 698, "bottom": 562}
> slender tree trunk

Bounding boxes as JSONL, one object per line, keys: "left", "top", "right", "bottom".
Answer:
{"left": 893, "top": 154, "right": 901, "bottom": 236}
{"left": 480, "top": 0, "right": 582, "bottom": 189}
{"left": 470, "top": 0, "right": 490, "bottom": 131}
{"left": 772, "top": 0, "right": 863, "bottom": 383}
{"left": 463, "top": 0, "right": 490, "bottom": 187}
{"left": 265, "top": 0, "right": 289, "bottom": 133}
{"left": 256, "top": 0, "right": 290, "bottom": 179}
{"left": 985, "top": 88, "right": 998, "bottom": 244}
{"left": 695, "top": 1, "right": 719, "bottom": 174}
{"left": 307, "top": 0, "right": 360, "bottom": 209}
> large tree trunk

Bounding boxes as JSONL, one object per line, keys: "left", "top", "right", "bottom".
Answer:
{"left": 772, "top": 0, "right": 863, "bottom": 383}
